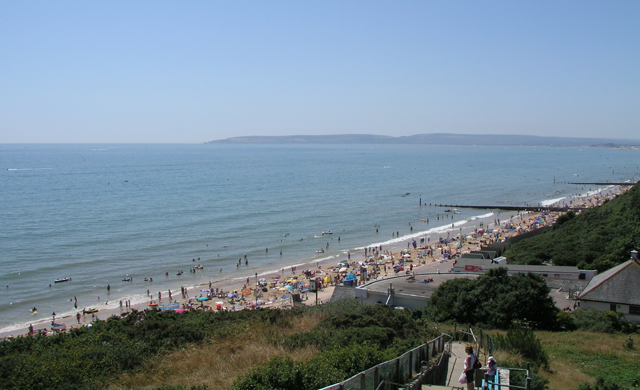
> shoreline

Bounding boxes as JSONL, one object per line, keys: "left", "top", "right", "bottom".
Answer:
{"left": 1, "top": 184, "right": 630, "bottom": 339}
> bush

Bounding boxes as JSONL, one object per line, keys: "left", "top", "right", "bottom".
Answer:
{"left": 573, "top": 309, "right": 636, "bottom": 333}
{"left": 232, "top": 356, "right": 305, "bottom": 390}
{"left": 556, "top": 310, "right": 577, "bottom": 331}
{"left": 232, "top": 343, "right": 390, "bottom": 390}
{"left": 493, "top": 324, "right": 549, "bottom": 370}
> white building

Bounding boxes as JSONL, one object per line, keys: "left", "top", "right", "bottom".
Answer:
{"left": 578, "top": 257, "right": 640, "bottom": 324}
{"left": 451, "top": 258, "right": 597, "bottom": 281}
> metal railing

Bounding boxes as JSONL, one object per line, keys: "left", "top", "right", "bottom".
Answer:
{"left": 318, "top": 333, "right": 452, "bottom": 390}
{"left": 481, "top": 364, "right": 534, "bottom": 390}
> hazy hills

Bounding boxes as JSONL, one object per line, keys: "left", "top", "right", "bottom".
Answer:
{"left": 207, "top": 133, "right": 640, "bottom": 147}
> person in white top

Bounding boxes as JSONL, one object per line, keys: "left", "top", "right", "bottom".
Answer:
{"left": 463, "top": 345, "right": 477, "bottom": 390}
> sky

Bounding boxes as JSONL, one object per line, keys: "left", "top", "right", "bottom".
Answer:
{"left": 1, "top": 1, "right": 639, "bottom": 143}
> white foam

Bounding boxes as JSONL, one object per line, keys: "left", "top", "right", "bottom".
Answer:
{"left": 540, "top": 197, "right": 566, "bottom": 207}
{"left": 6, "top": 168, "right": 53, "bottom": 171}
{"left": 354, "top": 213, "right": 494, "bottom": 250}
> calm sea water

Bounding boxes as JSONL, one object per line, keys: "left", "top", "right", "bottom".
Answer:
{"left": 1, "top": 143, "right": 638, "bottom": 333}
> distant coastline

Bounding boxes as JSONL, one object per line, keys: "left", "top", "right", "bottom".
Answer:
{"left": 207, "top": 133, "right": 640, "bottom": 148}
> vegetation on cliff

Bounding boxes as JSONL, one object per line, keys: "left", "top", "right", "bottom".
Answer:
{"left": 504, "top": 184, "right": 640, "bottom": 272}
{"left": 0, "top": 300, "right": 437, "bottom": 390}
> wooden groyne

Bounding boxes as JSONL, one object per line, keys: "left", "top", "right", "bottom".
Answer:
{"left": 434, "top": 204, "right": 586, "bottom": 212}
{"left": 564, "top": 182, "right": 635, "bottom": 186}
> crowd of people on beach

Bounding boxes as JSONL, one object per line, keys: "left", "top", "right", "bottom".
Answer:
{"left": 4, "top": 185, "right": 630, "bottom": 340}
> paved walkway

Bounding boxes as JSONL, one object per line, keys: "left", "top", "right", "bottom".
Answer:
{"left": 446, "top": 342, "right": 469, "bottom": 388}
{"left": 422, "top": 342, "right": 473, "bottom": 390}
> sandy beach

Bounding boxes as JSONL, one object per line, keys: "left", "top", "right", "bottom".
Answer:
{"left": 2, "top": 185, "right": 629, "bottom": 340}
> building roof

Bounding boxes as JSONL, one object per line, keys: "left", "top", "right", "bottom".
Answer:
{"left": 329, "top": 285, "right": 356, "bottom": 303}
{"left": 579, "top": 260, "right": 640, "bottom": 305}
{"left": 359, "top": 273, "right": 478, "bottom": 299}
{"left": 453, "top": 258, "right": 580, "bottom": 273}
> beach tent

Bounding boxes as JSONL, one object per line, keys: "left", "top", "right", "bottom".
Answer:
{"left": 345, "top": 272, "right": 357, "bottom": 281}
{"left": 197, "top": 296, "right": 209, "bottom": 301}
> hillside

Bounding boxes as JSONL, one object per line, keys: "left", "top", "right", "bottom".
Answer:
{"left": 504, "top": 184, "right": 640, "bottom": 272}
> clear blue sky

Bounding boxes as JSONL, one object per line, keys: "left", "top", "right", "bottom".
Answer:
{"left": 1, "top": 1, "right": 638, "bottom": 143}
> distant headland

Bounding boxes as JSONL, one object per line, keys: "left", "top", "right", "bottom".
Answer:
{"left": 206, "top": 133, "right": 640, "bottom": 148}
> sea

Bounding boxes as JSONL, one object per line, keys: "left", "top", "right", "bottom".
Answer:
{"left": 1, "top": 143, "right": 638, "bottom": 334}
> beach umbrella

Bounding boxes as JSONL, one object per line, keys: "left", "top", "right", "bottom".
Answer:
{"left": 339, "top": 260, "right": 348, "bottom": 263}
{"left": 345, "top": 272, "right": 357, "bottom": 281}
{"left": 197, "top": 297, "right": 209, "bottom": 301}
{"left": 284, "top": 285, "right": 293, "bottom": 290}
{"left": 200, "top": 289, "right": 210, "bottom": 292}
{"left": 175, "top": 308, "right": 185, "bottom": 313}
{"left": 403, "top": 254, "right": 411, "bottom": 258}
{"left": 339, "top": 267, "right": 348, "bottom": 273}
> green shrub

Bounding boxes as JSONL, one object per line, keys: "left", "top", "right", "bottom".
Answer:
{"left": 573, "top": 309, "right": 635, "bottom": 333}
{"left": 623, "top": 336, "right": 634, "bottom": 350}
{"left": 232, "top": 356, "right": 305, "bottom": 390}
{"left": 233, "top": 343, "right": 390, "bottom": 390}
{"left": 493, "top": 324, "right": 549, "bottom": 370}
{"left": 557, "top": 310, "right": 577, "bottom": 331}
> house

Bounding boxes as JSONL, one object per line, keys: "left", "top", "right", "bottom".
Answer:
{"left": 578, "top": 252, "right": 640, "bottom": 323}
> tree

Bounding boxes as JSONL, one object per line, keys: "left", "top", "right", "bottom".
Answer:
{"left": 427, "top": 268, "right": 559, "bottom": 330}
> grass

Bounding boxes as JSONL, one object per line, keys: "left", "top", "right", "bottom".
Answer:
{"left": 536, "top": 331, "right": 640, "bottom": 389}
{"left": 109, "top": 309, "right": 326, "bottom": 390}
